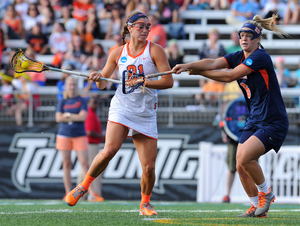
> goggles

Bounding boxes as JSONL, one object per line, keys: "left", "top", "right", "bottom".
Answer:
{"left": 131, "top": 22, "right": 151, "bottom": 31}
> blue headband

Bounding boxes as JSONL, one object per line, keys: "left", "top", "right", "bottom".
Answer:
{"left": 238, "top": 23, "right": 261, "bottom": 40}
{"left": 127, "top": 13, "right": 148, "bottom": 26}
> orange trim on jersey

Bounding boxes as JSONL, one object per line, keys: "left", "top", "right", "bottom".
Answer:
{"left": 126, "top": 41, "right": 148, "bottom": 59}
{"left": 107, "top": 119, "right": 158, "bottom": 140}
{"left": 222, "top": 57, "right": 230, "bottom": 68}
{"left": 259, "top": 69, "right": 269, "bottom": 90}
{"left": 241, "top": 64, "right": 255, "bottom": 72}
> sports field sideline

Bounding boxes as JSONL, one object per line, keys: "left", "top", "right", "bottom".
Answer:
{"left": 0, "top": 200, "right": 299, "bottom": 225}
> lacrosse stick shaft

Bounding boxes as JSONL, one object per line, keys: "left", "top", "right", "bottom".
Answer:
{"left": 49, "top": 67, "right": 122, "bottom": 84}
{"left": 145, "top": 70, "right": 174, "bottom": 79}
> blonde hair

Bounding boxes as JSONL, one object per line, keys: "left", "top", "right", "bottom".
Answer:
{"left": 63, "top": 76, "right": 79, "bottom": 100}
{"left": 246, "top": 13, "right": 290, "bottom": 39}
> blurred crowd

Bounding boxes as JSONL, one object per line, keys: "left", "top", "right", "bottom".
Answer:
{"left": 0, "top": 0, "right": 300, "bottom": 126}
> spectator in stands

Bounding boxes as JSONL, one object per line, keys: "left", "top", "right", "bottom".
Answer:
{"left": 73, "top": 20, "right": 94, "bottom": 54}
{"left": 158, "top": 0, "right": 180, "bottom": 24}
{"left": 14, "top": 0, "right": 29, "bottom": 19}
{"left": 226, "top": 30, "right": 242, "bottom": 53}
{"left": 283, "top": 0, "right": 300, "bottom": 25}
{"left": 221, "top": 81, "right": 242, "bottom": 203}
{"left": 108, "top": 33, "right": 123, "bottom": 56}
{"left": 274, "top": 56, "right": 297, "bottom": 88}
{"left": 39, "top": 2, "right": 56, "bottom": 36}
{"left": 63, "top": 34, "right": 89, "bottom": 70}
{"left": 72, "top": 0, "right": 96, "bottom": 22}
{"left": 262, "top": 0, "right": 287, "bottom": 22}
{"left": 180, "top": 0, "right": 212, "bottom": 11}
{"left": 0, "top": 28, "right": 7, "bottom": 70}
{"left": 56, "top": 64, "right": 73, "bottom": 100}
{"left": 147, "top": 11, "right": 167, "bottom": 48}
{"left": 49, "top": 22, "right": 72, "bottom": 67}
{"left": 210, "top": 0, "right": 230, "bottom": 10}
{"left": 85, "top": 7, "right": 101, "bottom": 39}
{"left": 10, "top": 72, "right": 40, "bottom": 126}
{"left": 195, "top": 79, "right": 225, "bottom": 106}
{"left": 55, "top": 76, "right": 96, "bottom": 202}
{"left": 26, "top": 23, "right": 48, "bottom": 55}
{"left": 294, "top": 60, "right": 300, "bottom": 88}
{"left": 22, "top": 3, "right": 43, "bottom": 32}
{"left": 77, "top": 96, "right": 105, "bottom": 202}
{"left": 164, "top": 39, "right": 184, "bottom": 87}
{"left": 57, "top": 6, "right": 78, "bottom": 33}
{"left": 2, "top": 4, "right": 25, "bottom": 39}
{"left": 136, "top": 2, "right": 151, "bottom": 15}
{"left": 0, "top": 72, "right": 15, "bottom": 109}
{"left": 105, "top": 3, "right": 124, "bottom": 40}
{"left": 84, "top": 43, "right": 106, "bottom": 70}
{"left": 226, "top": 0, "right": 259, "bottom": 26}
{"left": 24, "top": 48, "right": 47, "bottom": 86}
{"left": 199, "top": 28, "right": 227, "bottom": 60}
{"left": 198, "top": 28, "right": 227, "bottom": 87}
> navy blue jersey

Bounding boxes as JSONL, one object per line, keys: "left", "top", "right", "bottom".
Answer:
{"left": 223, "top": 48, "right": 288, "bottom": 134}
{"left": 56, "top": 96, "right": 87, "bottom": 137}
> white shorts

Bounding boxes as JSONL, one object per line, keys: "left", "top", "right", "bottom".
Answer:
{"left": 108, "top": 110, "right": 158, "bottom": 140}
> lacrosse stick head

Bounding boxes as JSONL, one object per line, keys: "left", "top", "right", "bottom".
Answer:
{"left": 122, "top": 70, "right": 145, "bottom": 94}
{"left": 11, "top": 49, "right": 49, "bottom": 77}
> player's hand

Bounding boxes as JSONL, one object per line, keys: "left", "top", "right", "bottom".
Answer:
{"left": 88, "top": 71, "right": 103, "bottom": 82}
{"left": 172, "top": 64, "right": 189, "bottom": 74}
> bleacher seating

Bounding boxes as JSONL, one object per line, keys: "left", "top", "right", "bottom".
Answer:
{"left": 2, "top": 10, "right": 300, "bottom": 82}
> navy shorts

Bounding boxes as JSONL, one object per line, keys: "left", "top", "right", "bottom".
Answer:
{"left": 239, "top": 126, "right": 288, "bottom": 153}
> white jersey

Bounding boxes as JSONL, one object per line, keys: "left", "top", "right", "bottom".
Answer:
{"left": 110, "top": 41, "right": 158, "bottom": 117}
{"left": 108, "top": 41, "right": 159, "bottom": 139}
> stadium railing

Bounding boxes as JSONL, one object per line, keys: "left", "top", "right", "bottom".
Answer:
{"left": 0, "top": 87, "right": 299, "bottom": 127}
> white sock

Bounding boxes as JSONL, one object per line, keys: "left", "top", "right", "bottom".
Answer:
{"left": 249, "top": 196, "right": 259, "bottom": 207}
{"left": 257, "top": 181, "right": 269, "bottom": 193}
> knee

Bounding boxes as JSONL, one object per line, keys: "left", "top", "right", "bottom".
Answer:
{"left": 63, "top": 159, "right": 72, "bottom": 170}
{"left": 98, "top": 147, "right": 118, "bottom": 163}
{"left": 142, "top": 163, "right": 155, "bottom": 178}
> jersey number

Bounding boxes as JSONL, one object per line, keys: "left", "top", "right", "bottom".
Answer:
{"left": 240, "top": 83, "right": 251, "bottom": 99}
{"left": 127, "top": 64, "right": 144, "bottom": 75}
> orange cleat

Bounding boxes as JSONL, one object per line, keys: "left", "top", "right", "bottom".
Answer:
{"left": 66, "top": 184, "right": 87, "bottom": 206}
{"left": 139, "top": 202, "right": 157, "bottom": 216}
{"left": 88, "top": 193, "right": 105, "bottom": 202}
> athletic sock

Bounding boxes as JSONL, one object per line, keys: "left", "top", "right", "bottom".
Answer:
{"left": 249, "top": 196, "right": 259, "bottom": 207}
{"left": 140, "top": 192, "right": 151, "bottom": 205}
{"left": 256, "top": 181, "right": 269, "bottom": 194}
{"left": 81, "top": 173, "right": 96, "bottom": 190}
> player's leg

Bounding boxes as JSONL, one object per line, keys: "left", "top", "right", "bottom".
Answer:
{"left": 236, "top": 134, "right": 273, "bottom": 217}
{"left": 66, "top": 122, "right": 129, "bottom": 206}
{"left": 60, "top": 150, "right": 72, "bottom": 198}
{"left": 133, "top": 134, "right": 157, "bottom": 215}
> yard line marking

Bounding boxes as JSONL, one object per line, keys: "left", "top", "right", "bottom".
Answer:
{"left": 1, "top": 209, "right": 300, "bottom": 215}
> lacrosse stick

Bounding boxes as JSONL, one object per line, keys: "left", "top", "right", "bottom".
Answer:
{"left": 122, "top": 70, "right": 174, "bottom": 94}
{"left": 11, "top": 49, "right": 122, "bottom": 84}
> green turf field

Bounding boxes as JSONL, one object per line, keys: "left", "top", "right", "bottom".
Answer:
{"left": 0, "top": 200, "right": 299, "bottom": 225}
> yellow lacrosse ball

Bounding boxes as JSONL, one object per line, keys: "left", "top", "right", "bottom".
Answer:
{"left": 21, "top": 62, "right": 29, "bottom": 69}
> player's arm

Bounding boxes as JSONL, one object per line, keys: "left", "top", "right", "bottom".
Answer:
{"left": 147, "top": 43, "right": 173, "bottom": 89}
{"left": 172, "top": 57, "right": 228, "bottom": 74}
{"left": 197, "top": 64, "right": 253, "bottom": 83}
{"left": 89, "top": 46, "right": 121, "bottom": 90}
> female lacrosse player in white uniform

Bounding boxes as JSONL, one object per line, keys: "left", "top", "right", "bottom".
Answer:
{"left": 66, "top": 11, "right": 173, "bottom": 215}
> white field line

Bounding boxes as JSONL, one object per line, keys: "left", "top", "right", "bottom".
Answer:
{"left": 1, "top": 209, "right": 300, "bottom": 215}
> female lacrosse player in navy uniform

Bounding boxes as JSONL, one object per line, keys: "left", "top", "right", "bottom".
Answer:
{"left": 66, "top": 11, "right": 173, "bottom": 215}
{"left": 173, "top": 14, "right": 289, "bottom": 218}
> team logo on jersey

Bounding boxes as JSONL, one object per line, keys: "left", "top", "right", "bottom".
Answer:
{"left": 121, "top": 56, "right": 127, "bottom": 63}
{"left": 246, "top": 59, "right": 253, "bottom": 66}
